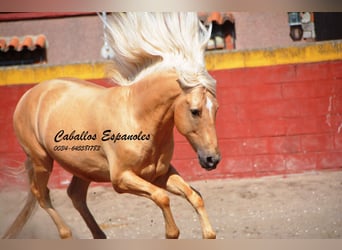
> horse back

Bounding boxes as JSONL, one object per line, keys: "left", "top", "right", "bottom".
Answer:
{"left": 13, "top": 77, "right": 106, "bottom": 132}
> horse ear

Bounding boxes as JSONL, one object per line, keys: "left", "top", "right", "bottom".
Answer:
{"left": 176, "top": 79, "right": 183, "bottom": 87}
{"left": 176, "top": 78, "right": 194, "bottom": 94}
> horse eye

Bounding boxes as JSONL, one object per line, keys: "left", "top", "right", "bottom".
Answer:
{"left": 190, "top": 109, "right": 201, "bottom": 117}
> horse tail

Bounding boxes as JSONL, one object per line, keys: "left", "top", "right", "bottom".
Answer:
{"left": 2, "top": 160, "right": 37, "bottom": 239}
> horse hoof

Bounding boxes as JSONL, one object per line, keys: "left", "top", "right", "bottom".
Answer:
{"left": 94, "top": 232, "right": 107, "bottom": 239}
{"left": 60, "top": 229, "right": 72, "bottom": 239}
{"left": 203, "top": 231, "right": 216, "bottom": 239}
{"left": 166, "top": 230, "right": 180, "bottom": 239}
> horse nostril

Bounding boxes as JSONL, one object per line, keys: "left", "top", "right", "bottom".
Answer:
{"left": 206, "top": 156, "right": 220, "bottom": 168}
{"left": 206, "top": 156, "right": 214, "bottom": 164}
{"left": 198, "top": 152, "right": 220, "bottom": 171}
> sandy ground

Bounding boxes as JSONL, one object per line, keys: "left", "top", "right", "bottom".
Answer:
{"left": 0, "top": 170, "right": 341, "bottom": 239}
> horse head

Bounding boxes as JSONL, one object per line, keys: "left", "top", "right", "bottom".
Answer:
{"left": 174, "top": 85, "right": 221, "bottom": 171}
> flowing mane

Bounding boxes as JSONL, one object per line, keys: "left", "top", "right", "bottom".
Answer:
{"left": 102, "top": 12, "right": 216, "bottom": 95}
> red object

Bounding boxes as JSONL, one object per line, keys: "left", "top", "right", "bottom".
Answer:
{"left": 1, "top": 60, "right": 342, "bottom": 189}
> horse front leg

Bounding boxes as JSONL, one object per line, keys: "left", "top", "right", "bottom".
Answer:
{"left": 112, "top": 171, "right": 180, "bottom": 239}
{"left": 155, "top": 165, "right": 216, "bottom": 239}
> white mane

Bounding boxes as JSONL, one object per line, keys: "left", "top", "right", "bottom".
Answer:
{"left": 101, "top": 12, "right": 216, "bottom": 95}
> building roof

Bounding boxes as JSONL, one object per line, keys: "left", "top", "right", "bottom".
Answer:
{"left": 0, "top": 12, "right": 95, "bottom": 22}
{"left": 0, "top": 34, "right": 47, "bottom": 66}
{"left": 198, "top": 12, "right": 235, "bottom": 25}
{"left": 0, "top": 34, "right": 47, "bottom": 52}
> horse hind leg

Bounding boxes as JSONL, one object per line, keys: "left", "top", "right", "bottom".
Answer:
{"left": 67, "top": 175, "right": 106, "bottom": 239}
{"left": 28, "top": 154, "right": 72, "bottom": 239}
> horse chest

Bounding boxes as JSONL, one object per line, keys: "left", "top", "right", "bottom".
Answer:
{"left": 131, "top": 163, "right": 167, "bottom": 183}
{"left": 111, "top": 142, "right": 172, "bottom": 182}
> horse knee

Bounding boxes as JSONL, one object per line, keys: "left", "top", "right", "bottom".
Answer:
{"left": 189, "top": 187, "right": 205, "bottom": 209}
{"left": 31, "top": 187, "right": 52, "bottom": 209}
{"left": 152, "top": 189, "right": 170, "bottom": 209}
{"left": 192, "top": 194, "right": 205, "bottom": 209}
{"left": 191, "top": 186, "right": 203, "bottom": 198}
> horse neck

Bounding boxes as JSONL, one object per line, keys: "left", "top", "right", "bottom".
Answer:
{"left": 129, "top": 70, "right": 182, "bottom": 134}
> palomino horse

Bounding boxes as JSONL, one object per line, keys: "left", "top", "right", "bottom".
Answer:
{"left": 3, "top": 12, "right": 220, "bottom": 239}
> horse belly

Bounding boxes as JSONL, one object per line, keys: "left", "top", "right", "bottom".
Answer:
{"left": 52, "top": 151, "right": 111, "bottom": 182}
{"left": 45, "top": 129, "right": 111, "bottom": 182}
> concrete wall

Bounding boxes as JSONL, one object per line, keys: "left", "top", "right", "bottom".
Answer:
{"left": 0, "top": 13, "right": 304, "bottom": 65}
{"left": 176, "top": 60, "right": 342, "bottom": 179}
{"left": 232, "top": 12, "right": 301, "bottom": 50}
{"left": 0, "top": 15, "right": 104, "bottom": 65}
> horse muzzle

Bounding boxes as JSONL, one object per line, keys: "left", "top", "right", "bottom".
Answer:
{"left": 198, "top": 151, "right": 221, "bottom": 171}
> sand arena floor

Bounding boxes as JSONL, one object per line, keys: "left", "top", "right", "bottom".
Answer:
{"left": 1, "top": 170, "right": 341, "bottom": 239}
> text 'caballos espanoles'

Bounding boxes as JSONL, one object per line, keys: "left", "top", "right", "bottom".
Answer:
{"left": 54, "top": 129, "right": 151, "bottom": 143}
